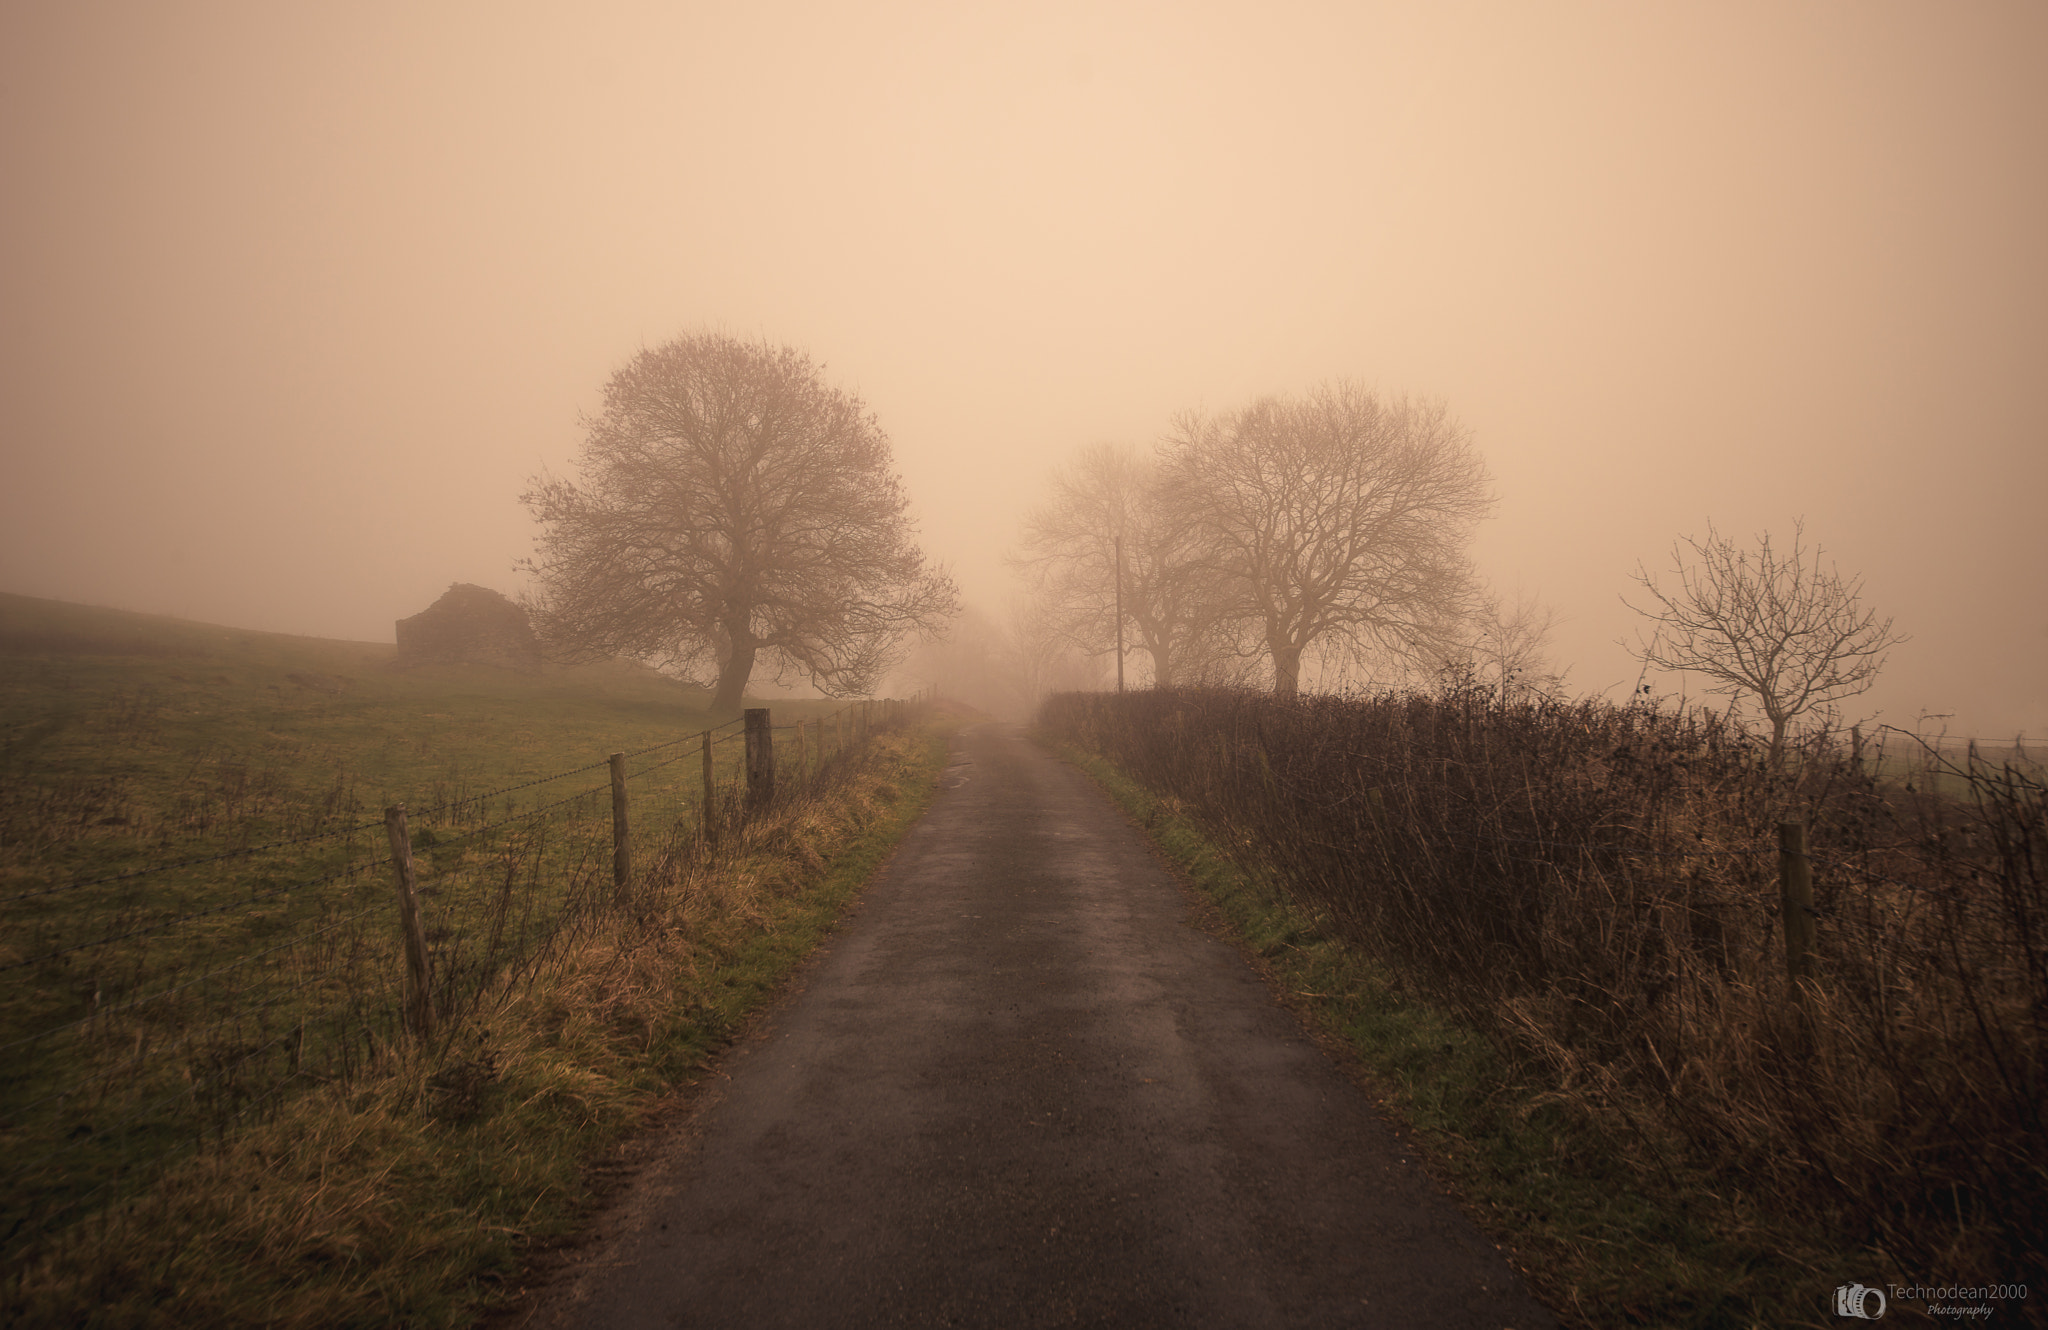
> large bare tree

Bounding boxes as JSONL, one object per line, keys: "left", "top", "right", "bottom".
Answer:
{"left": 522, "top": 334, "right": 957, "bottom": 711}
{"left": 1624, "top": 520, "right": 1904, "bottom": 768}
{"left": 1164, "top": 383, "right": 1492, "bottom": 697}
{"left": 1010, "top": 442, "right": 1244, "bottom": 687}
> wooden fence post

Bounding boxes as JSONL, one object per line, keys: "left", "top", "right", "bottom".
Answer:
{"left": 745, "top": 708, "right": 775, "bottom": 811}
{"left": 796, "top": 719, "right": 808, "bottom": 787}
{"left": 609, "top": 751, "right": 630, "bottom": 904}
{"left": 1778, "top": 820, "right": 1816, "bottom": 994}
{"left": 382, "top": 804, "right": 436, "bottom": 1036}
{"left": 701, "top": 730, "right": 716, "bottom": 843}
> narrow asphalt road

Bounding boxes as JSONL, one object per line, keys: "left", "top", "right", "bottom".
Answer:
{"left": 522, "top": 722, "right": 1555, "bottom": 1329}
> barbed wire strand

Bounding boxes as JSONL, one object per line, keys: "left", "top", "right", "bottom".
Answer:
{"left": 410, "top": 717, "right": 741, "bottom": 813}
{"left": 1477, "top": 834, "right": 1778, "bottom": 860}
{"left": 6, "top": 759, "right": 651, "bottom": 1023}
{"left": 6, "top": 722, "right": 741, "bottom": 907}
{"left": 422, "top": 780, "right": 613, "bottom": 854}
{"left": 408, "top": 754, "right": 614, "bottom": 819}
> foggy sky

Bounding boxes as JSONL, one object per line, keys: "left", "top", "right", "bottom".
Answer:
{"left": 3, "top": 1, "right": 2043, "bottom": 738}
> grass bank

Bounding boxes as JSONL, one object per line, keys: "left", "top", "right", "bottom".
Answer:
{"left": 1056, "top": 742, "right": 1983, "bottom": 1330}
{"left": 4, "top": 720, "right": 950, "bottom": 1327}
{"left": 1, "top": 594, "right": 886, "bottom": 1251}
{"left": 0, "top": 592, "right": 953, "bottom": 1325}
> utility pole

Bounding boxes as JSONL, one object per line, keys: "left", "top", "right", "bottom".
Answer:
{"left": 1115, "top": 532, "right": 1125, "bottom": 694}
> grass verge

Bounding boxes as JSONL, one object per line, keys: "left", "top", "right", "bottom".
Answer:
{"left": 1, "top": 719, "right": 953, "bottom": 1328}
{"left": 1057, "top": 740, "right": 1912, "bottom": 1330}
{"left": 1, "top": 593, "right": 888, "bottom": 1262}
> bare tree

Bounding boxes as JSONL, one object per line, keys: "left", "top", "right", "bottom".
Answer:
{"left": 522, "top": 334, "right": 957, "bottom": 711}
{"left": 1422, "top": 590, "right": 1569, "bottom": 701}
{"left": 897, "top": 604, "right": 1011, "bottom": 717}
{"left": 1002, "top": 592, "right": 1110, "bottom": 715}
{"left": 1163, "top": 383, "right": 1493, "bottom": 697}
{"left": 893, "top": 595, "right": 1111, "bottom": 720}
{"left": 1623, "top": 520, "right": 1905, "bottom": 768}
{"left": 1010, "top": 442, "right": 1244, "bottom": 687}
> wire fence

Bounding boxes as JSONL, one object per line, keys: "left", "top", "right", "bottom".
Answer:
{"left": 0, "top": 694, "right": 924, "bottom": 1263}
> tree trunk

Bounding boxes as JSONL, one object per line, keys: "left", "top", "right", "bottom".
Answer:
{"left": 1149, "top": 642, "right": 1173, "bottom": 689}
{"left": 714, "top": 637, "right": 757, "bottom": 712}
{"left": 1271, "top": 643, "right": 1302, "bottom": 698}
{"left": 1767, "top": 711, "right": 1789, "bottom": 772}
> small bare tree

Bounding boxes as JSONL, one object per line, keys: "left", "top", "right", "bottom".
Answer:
{"left": 1422, "top": 590, "right": 1568, "bottom": 701}
{"left": 1010, "top": 442, "right": 1245, "bottom": 687}
{"left": 1624, "top": 520, "right": 1905, "bottom": 768}
{"left": 1002, "top": 592, "right": 1110, "bottom": 714}
{"left": 1164, "top": 383, "right": 1492, "bottom": 697}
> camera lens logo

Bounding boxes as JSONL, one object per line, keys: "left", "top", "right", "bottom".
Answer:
{"left": 1836, "top": 1284, "right": 1887, "bottom": 1319}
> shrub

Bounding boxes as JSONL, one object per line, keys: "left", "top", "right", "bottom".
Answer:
{"left": 1042, "top": 687, "right": 2046, "bottom": 1294}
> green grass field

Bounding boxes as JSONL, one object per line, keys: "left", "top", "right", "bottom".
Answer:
{"left": 0, "top": 589, "right": 792, "bottom": 861}
{"left": 0, "top": 592, "right": 906, "bottom": 1301}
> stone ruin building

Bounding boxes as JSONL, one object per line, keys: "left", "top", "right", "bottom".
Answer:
{"left": 394, "top": 583, "right": 544, "bottom": 671}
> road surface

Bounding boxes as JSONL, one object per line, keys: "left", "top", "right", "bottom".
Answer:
{"left": 516, "top": 721, "right": 1554, "bottom": 1329}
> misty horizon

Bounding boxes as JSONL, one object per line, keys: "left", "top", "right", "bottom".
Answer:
{"left": 3, "top": 2, "right": 2042, "bottom": 737}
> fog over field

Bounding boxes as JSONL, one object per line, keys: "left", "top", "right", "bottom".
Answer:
{"left": 2, "top": 2, "right": 2042, "bottom": 737}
